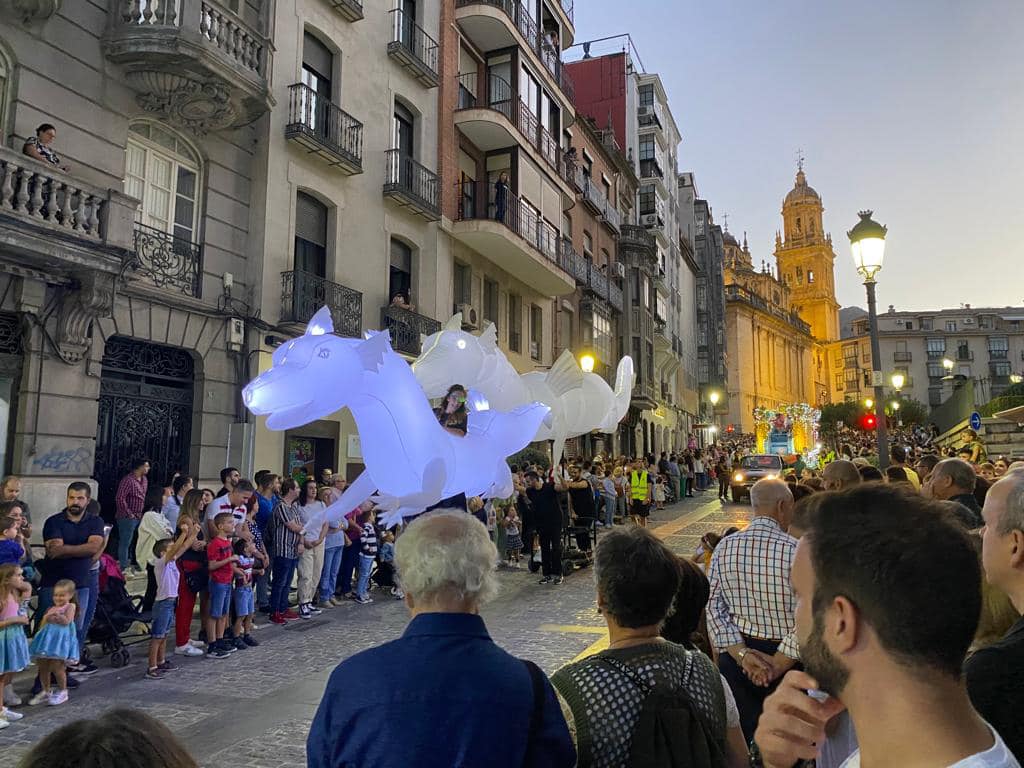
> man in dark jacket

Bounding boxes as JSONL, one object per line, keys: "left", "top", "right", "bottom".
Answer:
{"left": 925, "top": 458, "right": 982, "bottom": 528}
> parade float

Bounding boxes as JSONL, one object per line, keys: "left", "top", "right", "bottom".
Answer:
{"left": 753, "top": 403, "right": 821, "bottom": 459}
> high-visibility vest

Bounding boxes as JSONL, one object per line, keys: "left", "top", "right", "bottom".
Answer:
{"left": 630, "top": 471, "right": 649, "bottom": 501}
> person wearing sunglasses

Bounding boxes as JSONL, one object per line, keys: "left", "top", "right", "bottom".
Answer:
{"left": 437, "top": 384, "right": 469, "bottom": 437}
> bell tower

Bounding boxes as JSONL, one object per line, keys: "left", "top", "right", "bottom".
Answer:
{"left": 774, "top": 164, "right": 840, "bottom": 342}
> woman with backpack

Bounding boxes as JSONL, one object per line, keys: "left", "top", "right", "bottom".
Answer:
{"left": 551, "top": 526, "right": 731, "bottom": 768}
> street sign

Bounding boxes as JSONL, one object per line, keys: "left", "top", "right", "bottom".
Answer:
{"left": 969, "top": 412, "right": 982, "bottom": 431}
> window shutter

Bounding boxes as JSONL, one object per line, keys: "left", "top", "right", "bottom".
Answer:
{"left": 295, "top": 193, "right": 327, "bottom": 246}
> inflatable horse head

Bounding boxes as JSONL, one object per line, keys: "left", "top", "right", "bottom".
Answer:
{"left": 413, "top": 313, "right": 497, "bottom": 399}
{"left": 242, "top": 307, "right": 387, "bottom": 431}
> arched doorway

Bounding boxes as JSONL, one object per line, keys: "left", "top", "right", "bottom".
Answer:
{"left": 93, "top": 337, "right": 195, "bottom": 520}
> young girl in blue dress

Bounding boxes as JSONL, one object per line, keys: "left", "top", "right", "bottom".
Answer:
{"left": 28, "top": 578, "right": 79, "bottom": 707}
{"left": 0, "top": 563, "right": 31, "bottom": 727}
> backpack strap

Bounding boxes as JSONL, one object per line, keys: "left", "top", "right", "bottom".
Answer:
{"left": 522, "top": 659, "right": 546, "bottom": 768}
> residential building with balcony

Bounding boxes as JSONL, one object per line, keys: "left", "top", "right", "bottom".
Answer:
{"left": 556, "top": 114, "right": 634, "bottom": 458}
{"left": 250, "top": 0, "right": 446, "bottom": 480}
{"left": 827, "top": 304, "right": 1024, "bottom": 410}
{"left": 567, "top": 43, "right": 696, "bottom": 456}
{"left": 0, "top": 2, "right": 273, "bottom": 514}
{"left": 435, "top": 0, "right": 578, "bottom": 389}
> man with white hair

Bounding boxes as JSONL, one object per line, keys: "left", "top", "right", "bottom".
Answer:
{"left": 707, "top": 478, "right": 800, "bottom": 741}
{"left": 967, "top": 468, "right": 1024, "bottom": 759}
{"left": 822, "top": 460, "right": 861, "bottom": 491}
{"left": 306, "top": 510, "right": 575, "bottom": 768}
{"left": 925, "top": 457, "right": 983, "bottom": 528}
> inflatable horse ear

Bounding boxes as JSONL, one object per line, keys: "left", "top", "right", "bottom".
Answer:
{"left": 479, "top": 322, "right": 498, "bottom": 350}
{"left": 445, "top": 313, "right": 463, "bottom": 331}
{"left": 307, "top": 306, "right": 334, "bottom": 336}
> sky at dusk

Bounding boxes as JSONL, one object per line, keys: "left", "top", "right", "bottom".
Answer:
{"left": 570, "top": 0, "right": 1024, "bottom": 311}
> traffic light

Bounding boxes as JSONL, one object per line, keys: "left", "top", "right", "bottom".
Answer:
{"left": 860, "top": 413, "right": 877, "bottom": 430}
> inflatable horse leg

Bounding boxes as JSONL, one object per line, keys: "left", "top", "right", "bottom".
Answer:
{"left": 372, "top": 457, "right": 449, "bottom": 529}
{"left": 321, "top": 470, "right": 378, "bottom": 527}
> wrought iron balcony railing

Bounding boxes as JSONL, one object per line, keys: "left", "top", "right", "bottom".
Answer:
{"left": 988, "top": 348, "right": 1008, "bottom": 360}
{"left": 131, "top": 223, "right": 202, "bottom": 297}
{"left": 285, "top": 83, "right": 363, "bottom": 174}
{"left": 280, "top": 270, "right": 362, "bottom": 338}
{"left": 894, "top": 350, "right": 912, "bottom": 362}
{"left": 384, "top": 150, "right": 440, "bottom": 220}
{"left": 608, "top": 282, "right": 624, "bottom": 312}
{"left": 557, "top": 237, "right": 589, "bottom": 284}
{"left": 381, "top": 305, "right": 441, "bottom": 356}
{"left": 388, "top": 9, "right": 440, "bottom": 87}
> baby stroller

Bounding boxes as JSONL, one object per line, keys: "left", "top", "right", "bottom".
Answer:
{"left": 87, "top": 554, "right": 151, "bottom": 667}
{"left": 371, "top": 555, "right": 398, "bottom": 593}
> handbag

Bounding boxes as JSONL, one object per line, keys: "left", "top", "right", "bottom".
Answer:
{"left": 184, "top": 566, "right": 208, "bottom": 593}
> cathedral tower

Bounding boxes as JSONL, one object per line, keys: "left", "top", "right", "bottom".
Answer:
{"left": 774, "top": 166, "right": 840, "bottom": 342}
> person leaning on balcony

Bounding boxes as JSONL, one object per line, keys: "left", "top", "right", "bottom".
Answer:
{"left": 23, "top": 123, "right": 69, "bottom": 172}
{"left": 494, "top": 171, "right": 509, "bottom": 223}
{"left": 390, "top": 291, "right": 415, "bottom": 312}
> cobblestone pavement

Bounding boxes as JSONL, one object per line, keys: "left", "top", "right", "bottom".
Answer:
{"left": 0, "top": 490, "right": 752, "bottom": 766}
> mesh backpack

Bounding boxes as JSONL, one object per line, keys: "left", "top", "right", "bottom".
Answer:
{"left": 598, "top": 655, "right": 727, "bottom": 768}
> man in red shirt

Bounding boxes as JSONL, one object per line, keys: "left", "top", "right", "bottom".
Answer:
{"left": 206, "top": 512, "right": 241, "bottom": 658}
{"left": 114, "top": 458, "right": 149, "bottom": 574}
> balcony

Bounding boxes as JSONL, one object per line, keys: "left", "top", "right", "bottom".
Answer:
{"left": 723, "top": 284, "right": 812, "bottom": 335}
{"left": 454, "top": 181, "right": 575, "bottom": 296}
{"left": 285, "top": 83, "right": 363, "bottom": 174}
{"left": 894, "top": 350, "right": 912, "bottom": 362}
{"left": 381, "top": 305, "right": 441, "bottom": 357}
{"left": 602, "top": 202, "right": 621, "bottom": 234}
{"left": 640, "top": 158, "right": 664, "bottom": 181}
{"left": 580, "top": 174, "right": 606, "bottom": 215}
{"left": 587, "top": 263, "right": 609, "bottom": 301}
{"left": 988, "top": 348, "right": 1008, "bottom": 360}
{"left": 453, "top": 0, "right": 575, "bottom": 105}
{"left": 328, "top": 0, "right": 363, "bottom": 22}
{"left": 104, "top": 0, "right": 272, "bottom": 131}
{"left": 558, "top": 238, "right": 589, "bottom": 284}
{"left": 280, "top": 270, "right": 362, "bottom": 338}
{"left": 844, "top": 358, "right": 859, "bottom": 370}
{"left": 957, "top": 350, "right": 974, "bottom": 361}
{"left": 383, "top": 150, "right": 440, "bottom": 221}
{"left": 632, "top": 377, "right": 657, "bottom": 410}
{"left": 608, "top": 282, "right": 624, "bottom": 312}
{"left": 0, "top": 145, "right": 138, "bottom": 276}
{"left": 927, "top": 349, "right": 946, "bottom": 360}
{"left": 454, "top": 73, "right": 573, "bottom": 194}
{"left": 129, "top": 224, "right": 201, "bottom": 297}
{"left": 388, "top": 9, "right": 440, "bottom": 87}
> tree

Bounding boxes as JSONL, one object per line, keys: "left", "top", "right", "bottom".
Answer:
{"left": 819, "top": 401, "right": 860, "bottom": 442}
{"left": 894, "top": 396, "right": 928, "bottom": 426}
{"left": 507, "top": 446, "right": 550, "bottom": 471}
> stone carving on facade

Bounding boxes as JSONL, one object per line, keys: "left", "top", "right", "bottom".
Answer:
{"left": 127, "top": 71, "right": 237, "bottom": 135}
{"left": 56, "top": 272, "right": 116, "bottom": 364}
{"left": 8, "top": 0, "right": 61, "bottom": 22}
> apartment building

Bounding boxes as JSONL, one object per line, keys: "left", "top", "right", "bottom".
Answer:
{"left": 830, "top": 305, "right": 1024, "bottom": 409}
{"left": 249, "top": 0, "right": 448, "bottom": 481}
{"left": 0, "top": 1, "right": 273, "bottom": 513}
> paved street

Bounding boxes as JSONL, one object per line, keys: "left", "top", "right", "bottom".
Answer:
{"left": 0, "top": 493, "right": 752, "bottom": 766}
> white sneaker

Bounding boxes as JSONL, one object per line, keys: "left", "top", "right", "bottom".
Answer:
{"left": 2, "top": 687, "right": 20, "bottom": 706}
{"left": 175, "top": 644, "right": 204, "bottom": 657}
{"left": 0, "top": 719, "right": 9, "bottom": 730}
{"left": 28, "top": 690, "right": 51, "bottom": 706}
{"left": 0, "top": 707, "right": 24, "bottom": 721}
{"left": 187, "top": 639, "right": 206, "bottom": 649}
{"left": 48, "top": 690, "right": 68, "bottom": 706}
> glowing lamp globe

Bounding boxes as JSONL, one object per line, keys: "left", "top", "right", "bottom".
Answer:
{"left": 709, "top": 391, "right": 720, "bottom": 406}
{"left": 847, "top": 210, "right": 887, "bottom": 281}
{"left": 891, "top": 372, "right": 905, "bottom": 390}
{"left": 579, "top": 353, "right": 596, "bottom": 374}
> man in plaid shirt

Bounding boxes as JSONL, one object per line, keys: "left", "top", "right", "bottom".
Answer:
{"left": 708, "top": 477, "right": 799, "bottom": 740}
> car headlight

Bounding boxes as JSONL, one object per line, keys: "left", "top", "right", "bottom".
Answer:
{"left": 765, "top": 473, "right": 777, "bottom": 480}
{"left": 734, "top": 473, "right": 744, "bottom": 482}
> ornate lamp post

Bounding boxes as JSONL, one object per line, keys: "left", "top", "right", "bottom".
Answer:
{"left": 848, "top": 210, "right": 889, "bottom": 469}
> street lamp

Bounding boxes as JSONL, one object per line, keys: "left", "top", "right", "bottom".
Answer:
{"left": 864, "top": 398, "right": 874, "bottom": 410}
{"left": 848, "top": 210, "right": 890, "bottom": 469}
{"left": 1011, "top": 374, "right": 1023, "bottom": 385}
{"left": 709, "top": 391, "right": 720, "bottom": 408}
{"left": 891, "top": 372, "right": 905, "bottom": 391}
{"left": 579, "top": 353, "right": 595, "bottom": 374}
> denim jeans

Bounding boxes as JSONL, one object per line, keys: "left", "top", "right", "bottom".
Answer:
{"left": 319, "top": 546, "right": 344, "bottom": 602}
{"left": 116, "top": 517, "right": 140, "bottom": 570}
{"left": 356, "top": 554, "right": 374, "bottom": 598}
{"left": 255, "top": 571, "right": 270, "bottom": 609}
{"left": 336, "top": 544, "right": 360, "bottom": 596}
{"left": 603, "top": 496, "right": 616, "bottom": 526}
{"left": 270, "top": 556, "right": 298, "bottom": 614}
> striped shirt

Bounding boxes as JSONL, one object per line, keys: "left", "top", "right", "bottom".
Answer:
{"left": 707, "top": 516, "right": 800, "bottom": 659}
{"left": 361, "top": 523, "right": 378, "bottom": 557}
{"left": 272, "top": 501, "right": 302, "bottom": 559}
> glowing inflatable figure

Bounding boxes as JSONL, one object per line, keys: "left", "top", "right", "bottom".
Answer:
{"left": 243, "top": 308, "right": 550, "bottom": 528}
{"left": 413, "top": 314, "right": 634, "bottom": 464}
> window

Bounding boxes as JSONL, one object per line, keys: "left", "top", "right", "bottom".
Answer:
{"left": 696, "top": 283, "right": 707, "bottom": 311}
{"left": 957, "top": 339, "right": 970, "bottom": 360}
{"left": 294, "top": 192, "right": 328, "bottom": 276}
{"left": 639, "top": 137, "right": 655, "bottom": 162}
{"left": 393, "top": 101, "right": 415, "bottom": 158}
{"left": 988, "top": 336, "right": 1009, "bottom": 358}
{"left": 454, "top": 262, "right": 471, "bottom": 305}
{"left": 698, "top": 359, "right": 708, "bottom": 383}
{"left": 921, "top": 317, "right": 933, "bottom": 330}
{"left": 639, "top": 84, "right": 654, "bottom": 107}
{"left": 992, "top": 361, "right": 1012, "bottom": 377}
{"left": 389, "top": 238, "right": 413, "bottom": 302}
{"left": 697, "top": 326, "right": 707, "bottom": 346}
{"left": 796, "top": 266, "right": 803, "bottom": 284}
{"left": 582, "top": 231, "right": 593, "bottom": 261}
{"left": 530, "top": 305, "right": 542, "bottom": 360}
{"left": 945, "top": 320, "right": 957, "bottom": 332}
{"left": 979, "top": 315, "right": 993, "bottom": 329}
{"left": 639, "top": 184, "right": 656, "bottom": 215}
{"left": 632, "top": 269, "right": 641, "bottom": 305}
{"left": 125, "top": 123, "right": 201, "bottom": 245}
{"left": 508, "top": 293, "right": 522, "bottom": 352}
{"left": 844, "top": 369, "right": 859, "bottom": 389}
{"left": 601, "top": 248, "right": 611, "bottom": 268}
{"left": 927, "top": 362, "right": 945, "bottom": 379}
{"left": 640, "top": 274, "right": 650, "bottom": 308}
{"left": 0, "top": 46, "right": 10, "bottom": 141}
{"left": 904, "top": 320, "right": 913, "bottom": 330}
{"left": 807, "top": 270, "right": 815, "bottom": 283}
{"left": 834, "top": 373, "right": 843, "bottom": 390}
{"left": 593, "top": 312, "right": 612, "bottom": 369}
{"left": 842, "top": 344, "right": 858, "bottom": 365}
{"left": 519, "top": 65, "right": 540, "bottom": 117}
{"left": 926, "top": 337, "right": 946, "bottom": 358}
{"left": 862, "top": 345, "right": 871, "bottom": 363}
{"left": 483, "top": 278, "right": 499, "bottom": 325}
{"left": 301, "top": 31, "right": 334, "bottom": 136}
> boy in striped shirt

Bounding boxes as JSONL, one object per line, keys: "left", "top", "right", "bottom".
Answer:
{"left": 354, "top": 508, "right": 377, "bottom": 605}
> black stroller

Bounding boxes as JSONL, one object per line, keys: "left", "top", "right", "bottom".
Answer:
{"left": 87, "top": 554, "right": 151, "bottom": 667}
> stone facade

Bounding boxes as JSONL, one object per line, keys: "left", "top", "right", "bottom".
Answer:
{"left": 0, "top": 2, "right": 269, "bottom": 519}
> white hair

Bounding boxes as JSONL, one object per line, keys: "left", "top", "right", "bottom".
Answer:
{"left": 395, "top": 509, "right": 499, "bottom": 606}
{"left": 750, "top": 477, "right": 793, "bottom": 511}
{"left": 994, "top": 470, "right": 1024, "bottom": 535}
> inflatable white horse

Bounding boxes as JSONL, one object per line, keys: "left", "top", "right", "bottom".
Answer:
{"left": 413, "top": 314, "right": 634, "bottom": 464}
{"left": 243, "top": 308, "right": 550, "bottom": 528}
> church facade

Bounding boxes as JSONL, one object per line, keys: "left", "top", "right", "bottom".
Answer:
{"left": 723, "top": 168, "right": 839, "bottom": 433}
